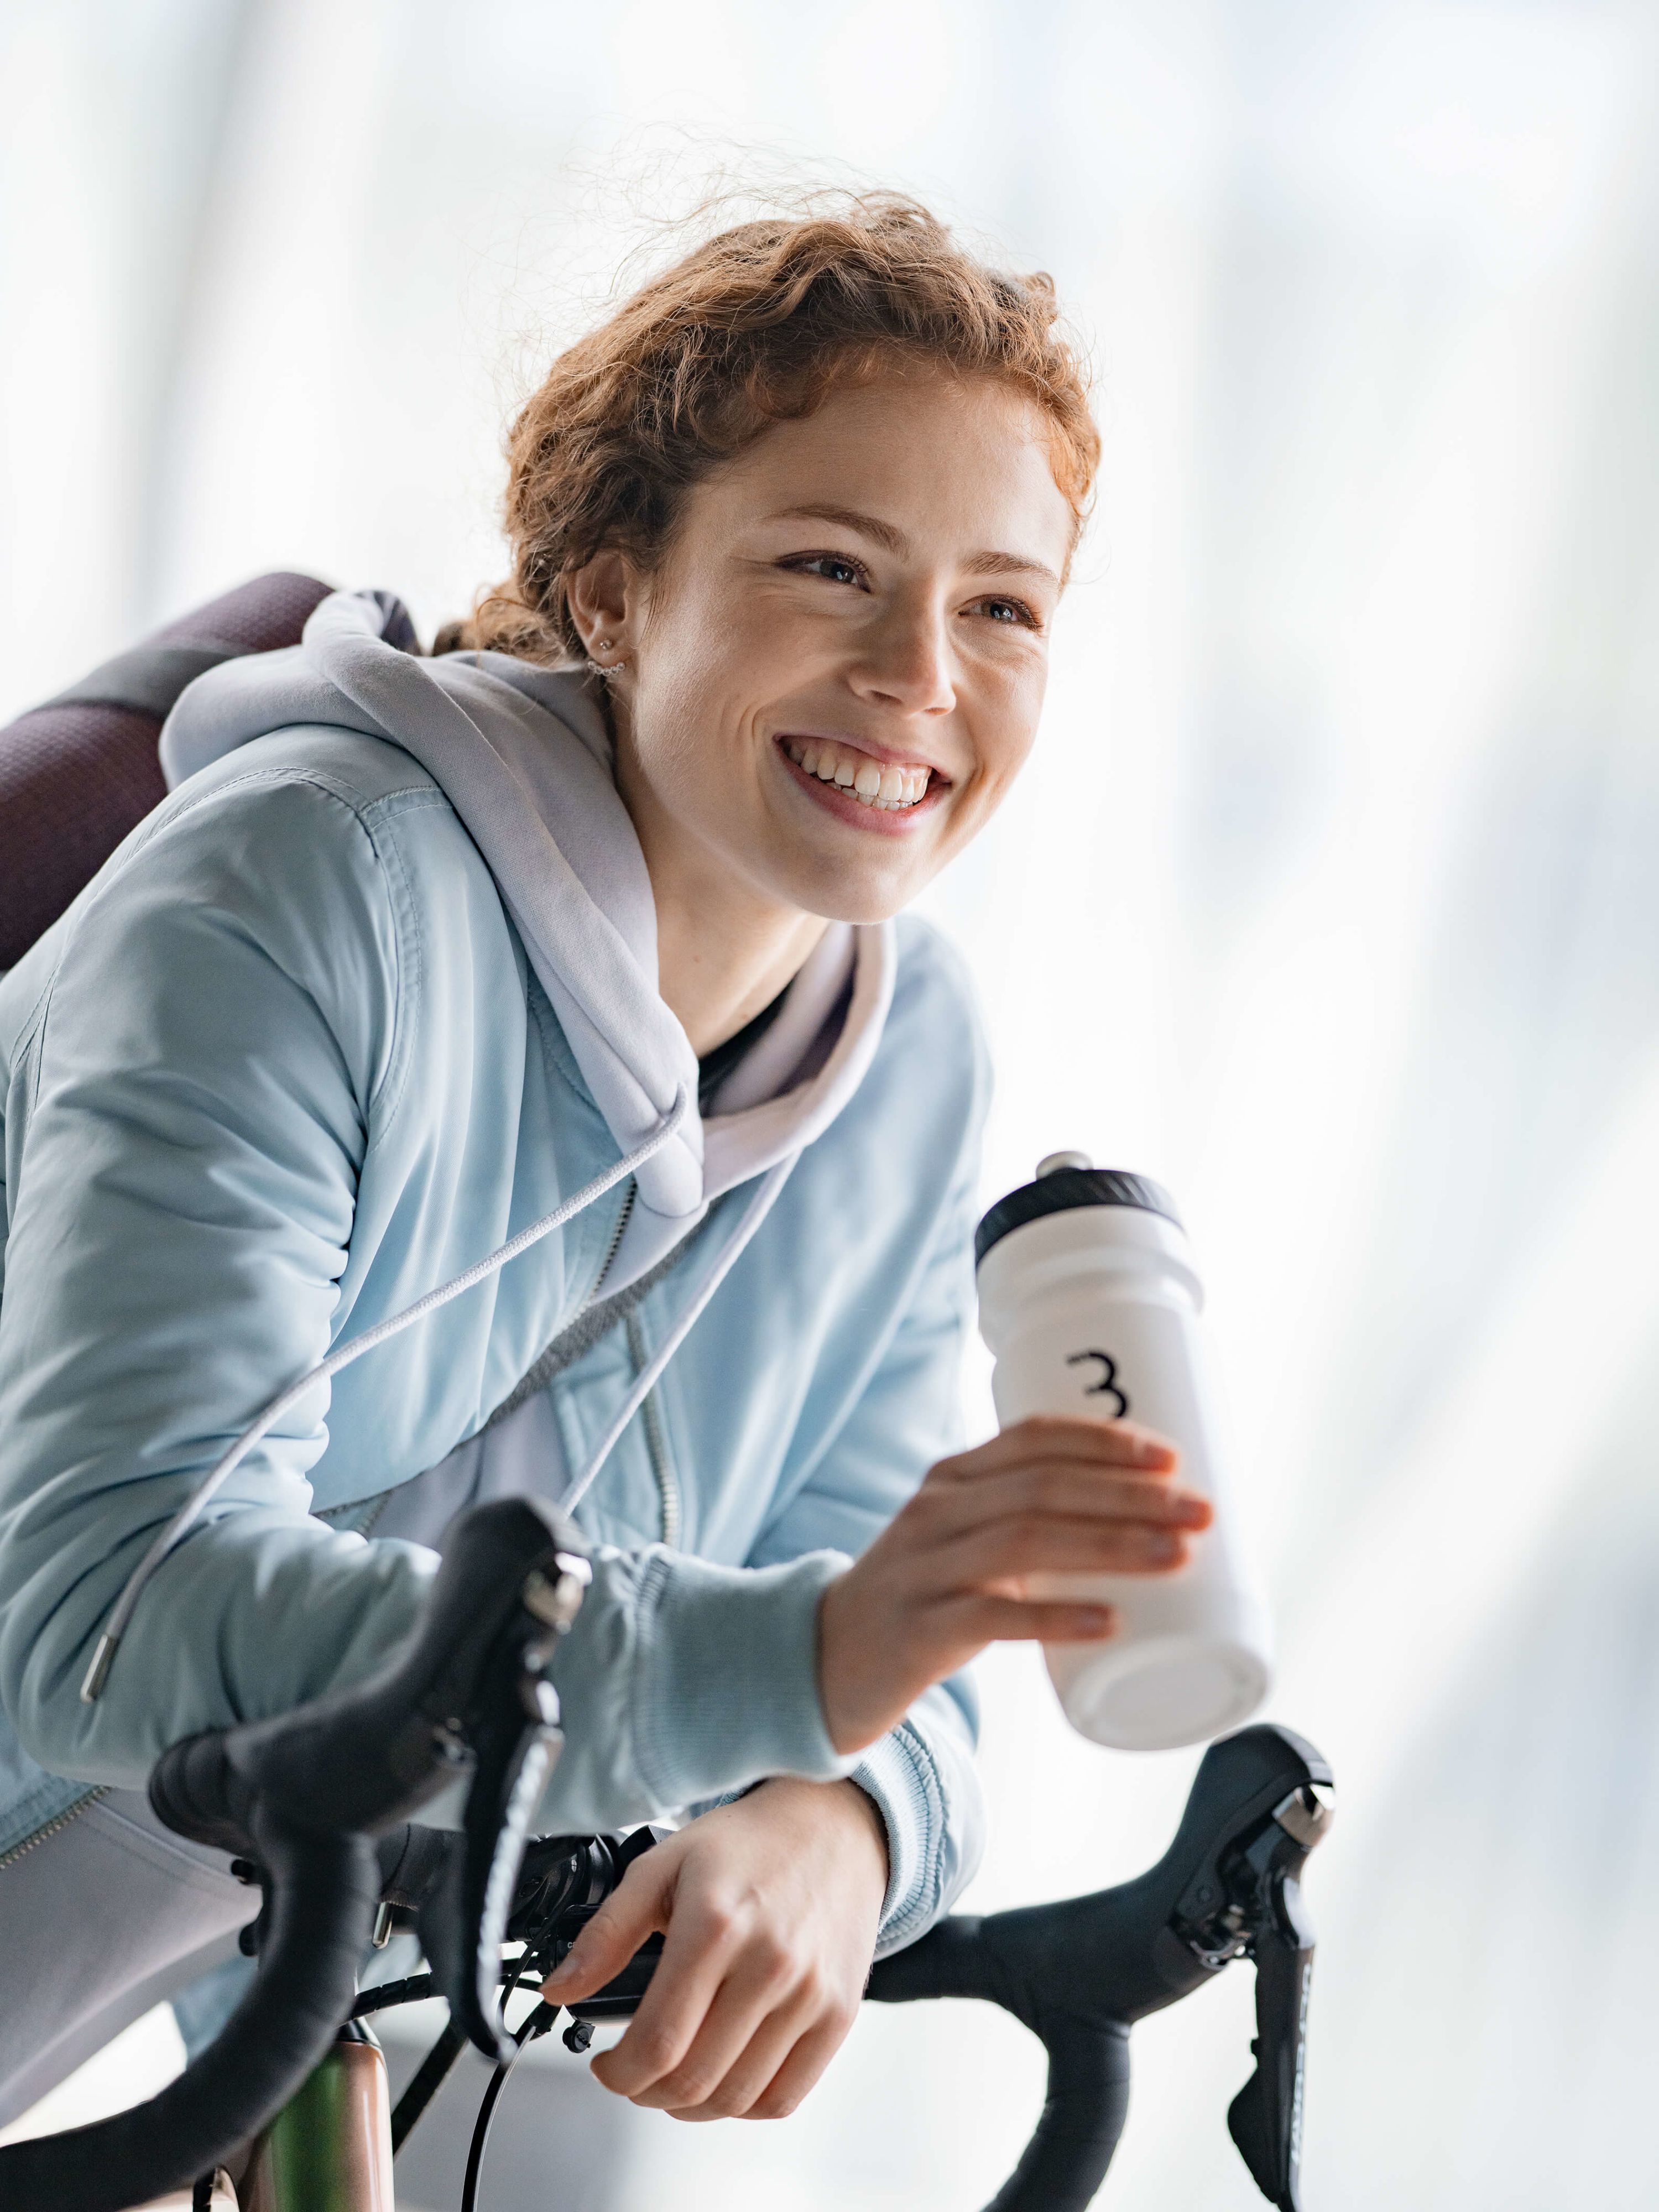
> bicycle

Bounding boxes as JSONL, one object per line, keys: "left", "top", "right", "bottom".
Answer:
{"left": 0, "top": 1499, "right": 1332, "bottom": 2212}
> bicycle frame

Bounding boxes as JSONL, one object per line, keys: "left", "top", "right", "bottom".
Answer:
{"left": 229, "top": 2023, "right": 393, "bottom": 2212}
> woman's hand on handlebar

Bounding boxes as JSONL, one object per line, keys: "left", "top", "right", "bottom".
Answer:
{"left": 541, "top": 1777, "right": 887, "bottom": 2119}
{"left": 817, "top": 1415, "right": 1211, "bottom": 1756}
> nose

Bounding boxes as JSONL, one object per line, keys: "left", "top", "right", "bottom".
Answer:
{"left": 849, "top": 593, "right": 956, "bottom": 718}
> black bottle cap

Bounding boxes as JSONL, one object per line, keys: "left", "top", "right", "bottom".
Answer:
{"left": 974, "top": 1166, "right": 1183, "bottom": 1268}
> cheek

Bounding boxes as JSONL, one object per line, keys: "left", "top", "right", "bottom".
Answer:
{"left": 635, "top": 583, "right": 794, "bottom": 759}
{"left": 967, "top": 660, "right": 1047, "bottom": 797}
{"left": 648, "top": 564, "right": 846, "bottom": 723}
{"left": 632, "top": 622, "right": 755, "bottom": 784}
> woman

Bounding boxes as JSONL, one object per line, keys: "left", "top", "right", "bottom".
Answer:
{"left": 0, "top": 197, "right": 1209, "bottom": 2129}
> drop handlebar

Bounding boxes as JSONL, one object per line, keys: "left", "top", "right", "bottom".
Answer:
{"left": 0, "top": 1496, "right": 1332, "bottom": 2212}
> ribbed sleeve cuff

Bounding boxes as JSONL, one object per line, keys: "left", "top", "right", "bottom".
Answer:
{"left": 851, "top": 1721, "right": 950, "bottom": 1956}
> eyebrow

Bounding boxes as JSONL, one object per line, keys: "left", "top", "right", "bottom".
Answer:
{"left": 767, "top": 503, "right": 1061, "bottom": 587}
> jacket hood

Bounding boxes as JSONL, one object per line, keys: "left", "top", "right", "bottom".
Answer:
{"left": 160, "top": 588, "right": 895, "bottom": 1280}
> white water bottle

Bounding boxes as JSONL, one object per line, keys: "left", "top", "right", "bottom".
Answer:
{"left": 975, "top": 1154, "right": 1272, "bottom": 1751}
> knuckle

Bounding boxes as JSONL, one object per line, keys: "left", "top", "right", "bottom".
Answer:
{"left": 697, "top": 1900, "right": 739, "bottom": 1944}
{"left": 633, "top": 2026, "right": 680, "bottom": 2073}
{"left": 1127, "top": 1421, "right": 1177, "bottom": 1462}
{"left": 754, "top": 1934, "right": 794, "bottom": 1983}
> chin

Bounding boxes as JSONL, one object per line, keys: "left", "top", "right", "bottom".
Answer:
{"left": 786, "top": 858, "right": 921, "bottom": 927}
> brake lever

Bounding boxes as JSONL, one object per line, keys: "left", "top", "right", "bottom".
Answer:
{"left": 1225, "top": 1787, "right": 1328, "bottom": 2211}
{"left": 419, "top": 1549, "right": 592, "bottom": 2063}
{"left": 864, "top": 1724, "right": 1333, "bottom": 2211}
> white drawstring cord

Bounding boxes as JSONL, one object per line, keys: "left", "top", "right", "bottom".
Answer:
{"left": 80, "top": 1088, "right": 692, "bottom": 1704}
{"left": 559, "top": 1152, "right": 798, "bottom": 1518}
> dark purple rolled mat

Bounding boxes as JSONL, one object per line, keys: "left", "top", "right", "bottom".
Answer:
{"left": 0, "top": 571, "right": 335, "bottom": 968}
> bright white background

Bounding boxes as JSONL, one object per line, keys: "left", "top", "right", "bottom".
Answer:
{"left": 6, "top": 1, "right": 1659, "bottom": 2205}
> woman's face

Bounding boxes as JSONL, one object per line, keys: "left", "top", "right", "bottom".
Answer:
{"left": 578, "top": 372, "right": 1078, "bottom": 926}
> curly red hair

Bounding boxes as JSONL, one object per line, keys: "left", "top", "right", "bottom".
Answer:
{"left": 450, "top": 194, "right": 1099, "bottom": 664}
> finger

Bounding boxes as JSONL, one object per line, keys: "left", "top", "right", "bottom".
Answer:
{"left": 588, "top": 1892, "right": 750, "bottom": 2099}
{"left": 933, "top": 1593, "right": 1121, "bottom": 1648}
{"left": 542, "top": 1853, "right": 674, "bottom": 2005}
{"left": 665, "top": 1989, "right": 825, "bottom": 2120}
{"left": 737, "top": 2012, "right": 852, "bottom": 2121}
{"left": 927, "top": 1463, "right": 1212, "bottom": 1531}
{"left": 953, "top": 1416, "right": 1180, "bottom": 1474}
{"left": 936, "top": 1417, "right": 1180, "bottom": 1483}
{"left": 889, "top": 1472, "right": 1209, "bottom": 1570}
{"left": 697, "top": 1991, "right": 828, "bottom": 2119}
{"left": 620, "top": 1927, "right": 799, "bottom": 2110}
{"left": 933, "top": 1517, "right": 1193, "bottom": 1584}
{"left": 635, "top": 1972, "right": 816, "bottom": 2115}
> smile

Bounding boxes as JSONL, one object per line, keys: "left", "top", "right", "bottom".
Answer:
{"left": 778, "top": 734, "right": 936, "bottom": 812}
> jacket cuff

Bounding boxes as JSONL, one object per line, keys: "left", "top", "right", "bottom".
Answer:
{"left": 555, "top": 1544, "right": 858, "bottom": 1818}
{"left": 850, "top": 1721, "right": 950, "bottom": 1955}
{"left": 634, "top": 1547, "right": 855, "bottom": 1803}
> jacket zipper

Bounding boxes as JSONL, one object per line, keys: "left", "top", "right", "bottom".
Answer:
{"left": 586, "top": 1179, "right": 682, "bottom": 1541}
{"left": 626, "top": 1309, "right": 682, "bottom": 1548}
{"left": 586, "top": 1180, "right": 635, "bottom": 1311}
{"left": 0, "top": 1785, "right": 108, "bottom": 1874}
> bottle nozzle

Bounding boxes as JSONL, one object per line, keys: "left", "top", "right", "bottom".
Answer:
{"left": 1036, "top": 1150, "right": 1094, "bottom": 1177}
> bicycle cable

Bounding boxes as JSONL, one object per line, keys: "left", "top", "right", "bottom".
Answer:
{"left": 357, "top": 1933, "right": 559, "bottom": 2157}
{"left": 461, "top": 1998, "right": 559, "bottom": 2212}
{"left": 350, "top": 1974, "right": 434, "bottom": 2018}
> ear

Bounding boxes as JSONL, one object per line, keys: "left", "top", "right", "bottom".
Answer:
{"left": 565, "top": 549, "right": 639, "bottom": 667}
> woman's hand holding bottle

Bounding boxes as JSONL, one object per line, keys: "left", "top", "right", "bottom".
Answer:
{"left": 816, "top": 1415, "right": 1212, "bottom": 1756}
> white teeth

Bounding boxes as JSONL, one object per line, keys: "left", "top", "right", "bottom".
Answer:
{"left": 782, "top": 737, "right": 932, "bottom": 811}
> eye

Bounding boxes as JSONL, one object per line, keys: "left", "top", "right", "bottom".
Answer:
{"left": 971, "top": 594, "right": 1040, "bottom": 629}
{"left": 782, "top": 552, "right": 870, "bottom": 590}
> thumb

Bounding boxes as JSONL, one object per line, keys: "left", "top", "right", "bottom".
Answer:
{"left": 541, "top": 1852, "right": 673, "bottom": 2002}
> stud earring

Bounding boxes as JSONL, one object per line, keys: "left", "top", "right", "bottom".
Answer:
{"left": 596, "top": 637, "right": 613, "bottom": 654}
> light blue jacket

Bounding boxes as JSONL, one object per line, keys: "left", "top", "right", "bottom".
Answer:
{"left": 0, "top": 623, "right": 990, "bottom": 1949}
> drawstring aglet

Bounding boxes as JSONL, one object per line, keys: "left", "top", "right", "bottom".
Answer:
{"left": 80, "top": 1631, "right": 119, "bottom": 1705}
